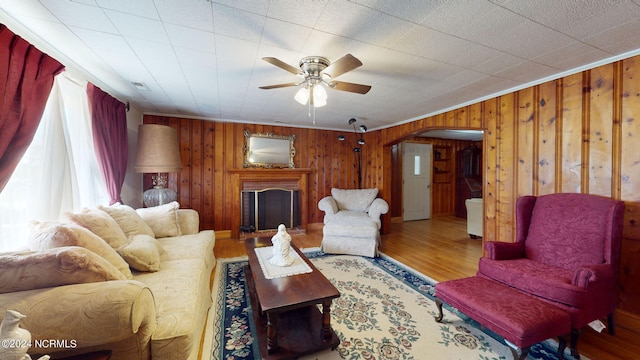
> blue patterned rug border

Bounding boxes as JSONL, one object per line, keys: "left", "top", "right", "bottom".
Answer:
{"left": 212, "top": 251, "right": 578, "bottom": 360}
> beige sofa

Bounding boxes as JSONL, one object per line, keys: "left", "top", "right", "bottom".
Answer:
{"left": 0, "top": 202, "right": 216, "bottom": 360}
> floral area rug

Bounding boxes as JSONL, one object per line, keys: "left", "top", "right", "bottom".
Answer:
{"left": 204, "top": 250, "right": 582, "bottom": 360}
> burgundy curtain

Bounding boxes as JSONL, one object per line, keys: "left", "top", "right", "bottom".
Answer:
{"left": 0, "top": 24, "right": 64, "bottom": 192}
{"left": 87, "top": 83, "right": 128, "bottom": 205}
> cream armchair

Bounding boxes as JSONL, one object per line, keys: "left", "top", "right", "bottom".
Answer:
{"left": 318, "top": 188, "right": 389, "bottom": 257}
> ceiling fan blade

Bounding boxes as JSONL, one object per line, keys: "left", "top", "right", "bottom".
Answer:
{"left": 262, "top": 57, "right": 301, "bottom": 75}
{"left": 323, "top": 54, "right": 362, "bottom": 79}
{"left": 259, "top": 82, "right": 299, "bottom": 90}
{"left": 329, "top": 81, "right": 371, "bottom": 94}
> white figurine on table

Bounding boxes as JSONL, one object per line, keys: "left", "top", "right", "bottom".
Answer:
{"left": 0, "top": 310, "right": 50, "bottom": 360}
{"left": 270, "top": 224, "right": 294, "bottom": 267}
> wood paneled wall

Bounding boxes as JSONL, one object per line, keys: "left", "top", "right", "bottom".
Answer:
{"left": 379, "top": 57, "right": 640, "bottom": 316}
{"left": 144, "top": 54, "right": 640, "bottom": 317}
{"left": 141, "top": 118, "right": 385, "bottom": 232}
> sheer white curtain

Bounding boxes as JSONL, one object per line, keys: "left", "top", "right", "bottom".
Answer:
{"left": 0, "top": 73, "right": 109, "bottom": 251}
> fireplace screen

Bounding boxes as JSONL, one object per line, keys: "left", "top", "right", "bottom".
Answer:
{"left": 241, "top": 188, "right": 301, "bottom": 232}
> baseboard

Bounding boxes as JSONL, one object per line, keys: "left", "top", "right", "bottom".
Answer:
{"left": 214, "top": 230, "right": 232, "bottom": 239}
{"left": 307, "top": 222, "right": 324, "bottom": 231}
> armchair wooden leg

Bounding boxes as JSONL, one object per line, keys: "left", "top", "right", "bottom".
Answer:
{"left": 607, "top": 312, "right": 615, "bottom": 335}
{"left": 434, "top": 299, "right": 444, "bottom": 322}
{"left": 570, "top": 328, "right": 581, "bottom": 360}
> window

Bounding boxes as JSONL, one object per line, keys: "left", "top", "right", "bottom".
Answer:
{"left": 0, "top": 73, "right": 109, "bottom": 251}
{"left": 414, "top": 155, "right": 421, "bottom": 175}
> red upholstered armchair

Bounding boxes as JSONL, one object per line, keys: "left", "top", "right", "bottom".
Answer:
{"left": 477, "top": 193, "right": 624, "bottom": 334}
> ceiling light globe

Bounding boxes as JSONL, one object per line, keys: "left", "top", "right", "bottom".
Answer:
{"left": 294, "top": 87, "right": 309, "bottom": 105}
{"left": 313, "top": 85, "right": 327, "bottom": 107}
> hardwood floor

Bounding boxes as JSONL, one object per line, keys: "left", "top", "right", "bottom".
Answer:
{"left": 213, "top": 216, "right": 639, "bottom": 360}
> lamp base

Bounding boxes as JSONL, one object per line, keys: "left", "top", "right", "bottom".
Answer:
{"left": 143, "top": 187, "right": 177, "bottom": 207}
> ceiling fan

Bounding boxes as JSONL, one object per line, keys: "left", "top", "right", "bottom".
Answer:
{"left": 259, "top": 54, "right": 372, "bottom": 108}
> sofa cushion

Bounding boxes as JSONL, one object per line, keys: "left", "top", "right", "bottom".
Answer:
{"left": 66, "top": 208, "right": 129, "bottom": 249}
{"left": 133, "top": 257, "right": 213, "bottom": 359}
{"left": 0, "top": 246, "right": 127, "bottom": 294}
{"left": 28, "top": 221, "right": 132, "bottom": 279}
{"left": 98, "top": 203, "right": 155, "bottom": 239}
{"left": 157, "top": 230, "right": 216, "bottom": 269}
{"left": 478, "top": 257, "right": 586, "bottom": 307}
{"left": 323, "top": 216, "right": 378, "bottom": 238}
{"left": 136, "top": 202, "right": 182, "bottom": 238}
{"left": 331, "top": 188, "right": 378, "bottom": 212}
{"left": 117, "top": 235, "right": 162, "bottom": 272}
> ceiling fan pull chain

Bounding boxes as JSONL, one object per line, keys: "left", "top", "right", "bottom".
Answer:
{"left": 312, "top": 105, "right": 316, "bottom": 126}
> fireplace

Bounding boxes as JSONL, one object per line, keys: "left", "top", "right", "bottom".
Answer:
{"left": 241, "top": 188, "right": 301, "bottom": 232}
{"left": 228, "top": 168, "right": 311, "bottom": 238}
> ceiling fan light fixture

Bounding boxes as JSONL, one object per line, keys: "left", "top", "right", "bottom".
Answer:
{"left": 294, "top": 87, "right": 309, "bottom": 105}
{"left": 294, "top": 84, "right": 327, "bottom": 107}
{"left": 313, "top": 84, "right": 327, "bottom": 107}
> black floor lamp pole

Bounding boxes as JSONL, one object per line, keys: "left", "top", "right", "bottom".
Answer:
{"left": 354, "top": 146, "right": 362, "bottom": 189}
{"left": 337, "top": 118, "right": 367, "bottom": 189}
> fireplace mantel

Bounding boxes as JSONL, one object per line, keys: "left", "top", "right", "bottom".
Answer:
{"left": 229, "top": 168, "right": 312, "bottom": 238}
{"left": 228, "top": 168, "right": 312, "bottom": 175}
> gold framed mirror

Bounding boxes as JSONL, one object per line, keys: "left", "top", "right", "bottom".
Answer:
{"left": 243, "top": 130, "right": 296, "bottom": 168}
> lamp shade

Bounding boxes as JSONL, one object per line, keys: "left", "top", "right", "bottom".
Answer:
{"left": 134, "top": 124, "right": 183, "bottom": 173}
{"left": 294, "top": 84, "right": 327, "bottom": 107}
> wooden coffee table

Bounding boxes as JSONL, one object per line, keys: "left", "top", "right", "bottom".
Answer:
{"left": 244, "top": 237, "right": 340, "bottom": 360}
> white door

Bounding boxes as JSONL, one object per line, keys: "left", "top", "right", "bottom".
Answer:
{"left": 402, "top": 142, "right": 432, "bottom": 221}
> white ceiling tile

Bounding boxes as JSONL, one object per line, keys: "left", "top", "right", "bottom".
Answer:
{"left": 392, "top": 25, "right": 442, "bottom": 58}
{"left": 260, "top": 18, "right": 312, "bottom": 52}
{"left": 349, "top": 12, "right": 415, "bottom": 48}
{"left": 421, "top": 0, "right": 499, "bottom": 33}
{"left": 300, "top": 30, "right": 361, "bottom": 59}
{"left": 165, "top": 24, "right": 215, "bottom": 52}
{"left": 39, "top": 0, "right": 117, "bottom": 33}
{"left": 95, "top": 0, "right": 159, "bottom": 20}
{"left": 442, "top": 70, "right": 489, "bottom": 88}
{"left": 471, "top": 52, "right": 524, "bottom": 75}
{"left": 154, "top": 0, "right": 213, "bottom": 31}
{"left": 212, "top": 3, "right": 265, "bottom": 43}
{"left": 493, "top": 61, "right": 559, "bottom": 83}
{"left": 105, "top": 9, "right": 170, "bottom": 43}
{"left": 212, "top": 0, "right": 270, "bottom": 16}
{"left": 0, "top": 0, "right": 59, "bottom": 22}
{"left": 314, "top": 0, "right": 377, "bottom": 37}
{"left": 500, "top": 0, "right": 633, "bottom": 39}
{"left": 584, "top": 20, "right": 640, "bottom": 54}
{"left": 371, "top": 0, "right": 445, "bottom": 23}
{"left": 125, "top": 37, "right": 189, "bottom": 93}
{"left": 533, "top": 43, "right": 609, "bottom": 70}
{"left": 266, "top": 0, "right": 327, "bottom": 27}
{"left": 562, "top": 2, "right": 640, "bottom": 40}
{"left": 71, "top": 26, "right": 129, "bottom": 51}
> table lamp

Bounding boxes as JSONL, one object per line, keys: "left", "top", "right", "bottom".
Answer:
{"left": 134, "top": 124, "right": 183, "bottom": 207}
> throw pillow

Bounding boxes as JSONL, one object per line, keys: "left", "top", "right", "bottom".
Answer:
{"left": 28, "top": 221, "right": 133, "bottom": 279}
{"left": 331, "top": 188, "right": 379, "bottom": 212}
{"left": 117, "top": 234, "right": 162, "bottom": 272}
{"left": 0, "top": 246, "right": 127, "bottom": 294}
{"left": 136, "top": 201, "right": 182, "bottom": 238}
{"left": 98, "top": 203, "right": 155, "bottom": 238}
{"left": 65, "top": 208, "right": 129, "bottom": 249}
